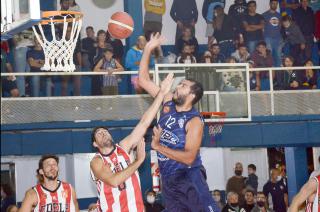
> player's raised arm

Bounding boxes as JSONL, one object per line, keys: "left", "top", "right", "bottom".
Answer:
{"left": 120, "top": 73, "right": 174, "bottom": 153}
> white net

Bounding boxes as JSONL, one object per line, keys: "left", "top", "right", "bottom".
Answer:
{"left": 32, "top": 12, "right": 82, "bottom": 72}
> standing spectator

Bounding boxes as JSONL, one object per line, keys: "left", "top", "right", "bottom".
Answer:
{"left": 106, "top": 31, "right": 124, "bottom": 64}
{"left": 315, "top": 10, "right": 320, "bottom": 65}
{"left": 170, "top": 0, "right": 198, "bottom": 44}
{"left": 27, "top": 37, "right": 51, "bottom": 97}
{"left": 246, "top": 163, "right": 258, "bottom": 192}
{"left": 228, "top": 0, "right": 248, "bottom": 37}
{"left": 222, "top": 192, "right": 246, "bottom": 212}
{"left": 242, "top": 190, "right": 255, "bottom": 212}
{"left": 175, "top": 25, "right": 199, "bottom": 57}
{"left": 144, "top": 190, "right": 164, "bottom": 212}
{"left": 292, "top": 0, "right": 315, "bottom": 60}
{"left": 209, "top": 43, "right": 225, "bottom": 63}
{"left": 81, "top": 26, "right": 96, "bottom": 70}
{"left": 251, "top": 41, "right": 273, "bottom": 90}
{"left": 202, "top": 0, "right": 225, "bottom": 44}
{"left": 281, "top": 15, "right": 306, "bottom": 65}
{"left": 1, "top": 49, "right": 19, "bottom": 97}
{"left": 280, "top": 0, "right": 299, "bottom": 16}
{"left": 212, "top": 5, "right": 235, "bottom": 57}
{"left": 242, "top": 1, "right": 265, "bottom": 53}
{"left": 143, "top": 0, "right": 166, "bottom": 40}
{"left": 301, "top": 60, "right": 317, "bottom": 89}
{"left": 251, "top": 192, "right": 274, "bottom": 212}
{"left": 93, "top": 47, "right": 124, "bottom": 95}
{"left": 212, "top": 190, "right": 226, "bottom": 210}
{"left": 231, "top": 44, "right": 250, "bottom": 63}
{"left": 69, "top": 0, "right": 80, "bottom": 11}
{"left": 176, "top": 43, "right": 197, "bottom": 64}
{"left": 0, "top": 184, "right": 16, "bottom": 212}
{"left": 125, "top": 36, "right": 154, "bottom": 94}
{"left": 275, "top": 56, "right": 302, "bottom": 90}
{"left": 263, "top": 0, "right": 283, "bottom": 67}
{"left": 263, "top": 168, "right": 288, "bottom": 212}
{"left": 226, "top": 162, "right": 246, "bottom": 205}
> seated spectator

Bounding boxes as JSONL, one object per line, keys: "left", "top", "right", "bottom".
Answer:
{"left": 209, "top": 43, "right": 225, "bottom": 63}
{"left": 1, "top": 49, "right": 19, "bottom": 97}
{"left": 249, "top": 60, "right": 260, "bottom": 91}
{"left": 242, "top": 190, "right": 255, "bottom": 212}
{"left": 231, "top": 44, "right": 250, "bottom": 63}
{"left": 245, "top": 163, "right": 258, "bottom": 192}
{"left": 212, "top": 189, "right": 225, "bottom": 210}
{"left": 144, "top": 190, "right": 164, "bottom": 212}
{"left": 125, "top": 36, "right": 154, "bottom": 94}
{"left": 106, "top": 31, "right": 124, "bottom": 64}
{"left": 6, "top": 205, "right": 18, "bottom": 212}
{"left": 281, "top": 15, "right": 306, "bottom": 65}
{"left": 201, "top": 50, "right": 213, "bottom": 63}
{"left": 0, "top": 184, "right": 16, "bottom": 212}
{"left": 301, "top": 60, "right": 317, "bottom": 89}
{"left": 176, "top": 43, "right": 197, "bottom": 64}
{"left": 175, "top": 25, "right": 199, "bottom": 57}
{"left": 251, "top": 192, "right": 274, "bottom": 212}
{"left": 81, "top": 26, "right": 96, "bottom": 70}
{"left": 275, "top": 56, "right": 302, "bottom": 90}
{"left": 222, "top": 192, "right": 246, "bottom": 212}
{"left": 251, "top": 41, "right": 273, "bottom": 90}
{"left": 220, "top": 57, "right": 246, "bottom": 91}
{"left": 93, "top": 47, "right": 124, "bottom": 95}
{"left": 226, "top": 162, "right": 246, "bottom": 205}
{"left": 27, "top": 37, "right": 52, "bottom": 97}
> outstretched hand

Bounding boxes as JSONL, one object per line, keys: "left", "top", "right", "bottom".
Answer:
{"left": 145, "top": 32, "right": 165, "bottom": 50}
{"left": 151, "top": 125, "right": 162, "bottom": 151}
{"left": 159, "top": 73, "right": 174, "bottom": 95}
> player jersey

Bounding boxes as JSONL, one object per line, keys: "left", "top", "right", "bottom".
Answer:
{"left": 90, "top": 144, "right": 144, "bottom": 212}
{"left": 157, "top": 100, "right": 203, "bottom": 177}
{"left": 306, "top": 175, "right": 320, "bottom": 212}
{"left": 33, "top": 181, "right": 75, "bottom": 212}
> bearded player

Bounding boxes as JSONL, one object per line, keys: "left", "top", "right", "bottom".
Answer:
{"left": 19, "top": 155, "right": 79, "bottom": 212}
{"left": 138, "top": 33, "right": 220, "bottom": 212}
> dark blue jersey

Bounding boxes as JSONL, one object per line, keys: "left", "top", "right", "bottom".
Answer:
{"left": 157, "top": 101, "right": 203, "bottom": 177}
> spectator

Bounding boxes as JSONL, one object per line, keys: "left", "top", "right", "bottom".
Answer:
{"left": 280, "top": 0, "right": 299, "bottom": 15}
{"left": 5, "top": 205, "right": 18, "bottom": 212}
{"left": 275, "top": 56, "right": 302, "bottom": 90}
{"left": 263, "top": 0, "right": 283, "bottom": 67}
{"left": 228, "top": 0, "right": 248, "bottom": 36}
{"left": 60, "top": 0, "right": 70, "bottom": 10}
{"left": 1, "top": 49, "right": 19, "bottom": 97}
{"left": 176, "top": 43, "right": 197, "bottom": 64}
{"left": 202, "top": 0, "right": 225, "bottom": 44}
{"left": 222, "top": 192, "right": 246, "bottom": 212}
{"left": 292, "top": 0, "right": 315, "bottom": 60}
{"left": 315, "top": 10, "right": 320, "bottom": 64}
{"left": 106, "top": 31, "right": 124, "bottom": 64}
{"left": 242, "top": 190, "right": 255, "bottom": 212}
{"left": 69, "top": 0, "right": 80, "bottom": 11}
{"left": 125, "top": 36, "right": 154, "bottom": 94}
{"left": 170, "top": 0, "right": 198, "bottom": 43}
{"left": 251, "top": 41, "right": 273, "bottom": 90}
{"left": 212, "top": 5, "right": 235, "bottom": 57}
{"left": 242, "top": 1, "right": 265, "bottom": 53}
{"left": 27, "top": 36, "right": 52, "bottom": 97}
{"left": 93, "top": 47, "right": 124, "bottom": 95}
{"left": 226, "top": 162, "right": 246, "bottom": 205}
{"left": 81, "top": 26, "right": 96, "bottom": 70}
{"left": 231, "top": 44, "right": 250, "bottom": 63}
{"left": 246, "top": 163, "right": 258, "bottom": 192}
{"left": 201, "top": 50, "right": 213, "bottom": 63}
{"left": 301, "top": 60, "right": 317, "bottom": 89}
{"left": 212, "top": 190, "right": 225, "bottom": 210}
{"left": 144, "top": 190, "right": 164, "bottom": 212}
{"left": 251, "top": 192, "right": 274, "bottom": 212}
{"left": 175, "top": 25, "right": 199, "bottom": 56}
{"left": 143, "top": 0, "right": 166, "bottom": 40}
{"left": 263, "top": 168, "right": 288, "bottom": 212}
{"left": 0, "top": 184, "right": 16, "bottom": 212}
{"left": 220, "top": 57, "right": 246, "bottom": 91}
{"left": 209, "top": 43, "right": 225, "bottom": 63}
{"left": 281, "top": 15, "right": 306, "bottom": 65}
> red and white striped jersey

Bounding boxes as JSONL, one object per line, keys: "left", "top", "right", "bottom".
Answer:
{"left": 91, "top": 144, "right": 144, "bottom": 212}
{"left": 306, "top": 175, "right": 320, "bottom": 212}
{"left": 33, "top": 181, "right": 75, "bottom": 212}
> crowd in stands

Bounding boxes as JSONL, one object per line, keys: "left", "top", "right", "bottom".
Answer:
{"left": 1, "top": 0, "right": 319, "bottom": 97}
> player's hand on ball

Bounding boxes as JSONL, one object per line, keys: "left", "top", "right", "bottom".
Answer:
{"left": 145, "top": 32, "right": 165, "bottom": 50}
{"left": 160, "top": 73, "right": 174, "bottom": 95}
{"left": 151, "top": 125, "right": 162, "bottom": 151}
{"left": 136, "top": 138, "right": 146, "bottom": 163}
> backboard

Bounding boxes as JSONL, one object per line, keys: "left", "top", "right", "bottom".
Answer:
{"left": 155, "top": 63, "right": 252, "bottom": 122}
{"left": 1, "top": 0, "right": 41, "bottom": 40}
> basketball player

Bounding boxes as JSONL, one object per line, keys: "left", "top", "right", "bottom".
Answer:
{"left": 289, "top": 174, "right": 320, "bottom": 212}
{"left": 138, "top": 32, "right": 220, "bottom": 212}
{"left": 19, "top": 155, "right": 79, "bottom": 212}
{"left": 90, "top": 73, "right": 174, "bottom": 212}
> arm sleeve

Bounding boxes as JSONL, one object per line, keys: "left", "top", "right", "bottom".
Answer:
{"left": 202, "top": 0, "right": 209, "bottom": 21}
{"left": 170, "top": 0, "right": 178, "bottom": 22}
{"left": 192, "top": 0, "right": 199, "bottom": 22}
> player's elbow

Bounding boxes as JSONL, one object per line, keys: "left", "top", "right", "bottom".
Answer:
{"left": 183, "top": 156, "right": 196, "bottom": 166}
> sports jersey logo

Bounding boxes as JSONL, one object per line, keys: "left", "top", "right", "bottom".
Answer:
{"left": 178, "top": 118, "right": 185, "bottom": 128}
{"left": 160, "top": 129, "right": 179, "bottom": 145}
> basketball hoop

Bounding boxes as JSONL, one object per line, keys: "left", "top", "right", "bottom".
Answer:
{"left": 32, "top": 11, "right": 83, "bottom": 72}
{"left": 201, "top": 112, "right": 226, "bottom": 143}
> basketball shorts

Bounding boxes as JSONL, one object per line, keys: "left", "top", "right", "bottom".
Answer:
{"left": 161, "top": 166, "right": 220, "bottom": 212}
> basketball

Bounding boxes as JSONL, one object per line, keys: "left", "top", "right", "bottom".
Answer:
{"left": 108, "top": 11, "right": 134, "bottom": 39}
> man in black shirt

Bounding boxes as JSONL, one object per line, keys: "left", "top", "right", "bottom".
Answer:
{"left": 242, "top": 190, "right": 255, "bottom": 212}
{"left": 228, "top": 0, "right": 247, "bottom": 36}
{"left": 81, "top": 26, "right": 96, "bottom": 70}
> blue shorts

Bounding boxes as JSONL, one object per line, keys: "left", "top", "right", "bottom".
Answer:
{"left": 161, "top": 166, "right": 220, "bottom": 212}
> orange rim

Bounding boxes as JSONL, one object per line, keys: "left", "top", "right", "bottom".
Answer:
{"left": 39, "top": 11, "right": 83, "bottom": 25}
{"left": 200, "top": 112, "right": 226, "bottom": 117}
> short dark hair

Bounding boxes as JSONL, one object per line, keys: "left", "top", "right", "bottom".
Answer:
{"left": 247, "top": 1, "right": 257, "bottom": 6}
{"left": 256, "top": 40, "right": 267, "bottom": 47}
{"left": 187, "top": 79, "right": 204, "bottom": 105}
{"left": 248, "top": 164, "right": 256, "bottom": 171}
{"left": 210, "top": 43, "right": 220, "bottom": 48}
{"left": 97, "top": 29, "right": 106, "bottom": 37}
{"left": 256, "top": 191, "right": 265, "bottom": 197}
{"left": 86, "top": 26, "right": 94, "bottom": 31}
{"left": 270, "top": 0, "right": 278, "bottom": 3}
{"left": 103, "top": 44, "right": 114, "bottom": 53}
{"left": 238, "top": 43, "right": 247, "bottom": 49}
{"left": 213, "top": 189, "right": 221, "bottom": 194}
{"left": 60, "top": 0, "right": 69, "bottom": 5}
{"left": 91, "top": 126, "right": 109, "bottom": 143}
{"left": 245, "top": 189, "right": 255, "bottom": 196}
{"left": 281, "top": 15, "right": 292, "bottom": 22}
{"left": 283, "top": 55, "right": 294, "bottom": 64}
{"left": 38, "top": 155, "right": 59, "bottom": 171}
